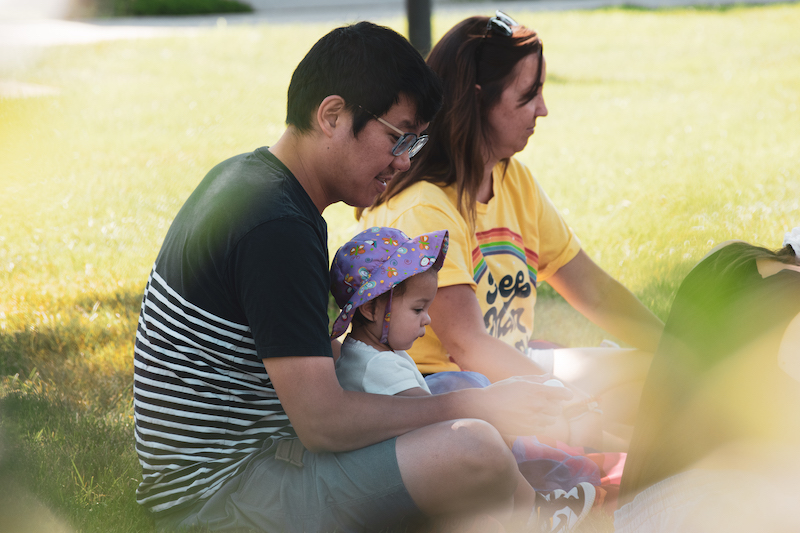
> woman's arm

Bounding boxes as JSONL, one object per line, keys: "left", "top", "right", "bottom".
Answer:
{"left": 428, "top": 285, "right": 598, "bottom": 445}
{"left": 429, "top": 284, "right": 548, "bottom": 382}
{"left": 546, "top": 250, "right": 664, "bottom": 353}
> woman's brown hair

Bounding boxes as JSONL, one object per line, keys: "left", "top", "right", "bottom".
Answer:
{"left": 359, "top": 16, "right": 544, "bottom": 227}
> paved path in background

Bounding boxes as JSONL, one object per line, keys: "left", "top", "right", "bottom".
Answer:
{"left": 2, "top": 0, "right": 795, "bottom": 43}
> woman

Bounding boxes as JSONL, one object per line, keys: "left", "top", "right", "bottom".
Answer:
{"left": 615, "top": 232, "right": 800, "bottom": 532}
{"left": 359, "top": 13, "right": 664, "bottom": 449}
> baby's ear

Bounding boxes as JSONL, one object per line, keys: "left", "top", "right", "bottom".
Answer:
{"left": 358, "top": 299, "right": 378, "bottom": 323}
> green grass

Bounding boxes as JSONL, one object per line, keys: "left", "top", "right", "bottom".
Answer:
{"left": 1, "top": 4, "right": 799, "bottom": 530}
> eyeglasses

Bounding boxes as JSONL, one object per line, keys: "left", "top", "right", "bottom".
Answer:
{"left": 358, "top": 106, "right": 428, "bottom": 158}
{"left": 486, "top": 11, "right": 518, "bottom": 38}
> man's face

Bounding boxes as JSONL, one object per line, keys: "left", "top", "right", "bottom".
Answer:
{"left": 327, "top": 94, "right": 428, "bottom": 208}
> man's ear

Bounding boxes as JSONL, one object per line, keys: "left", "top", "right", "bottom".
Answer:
{"left": 316, "top": 95, "right": 347, "bottom": 139}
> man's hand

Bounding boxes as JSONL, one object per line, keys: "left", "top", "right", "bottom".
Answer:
{"left": 466, "top": 375, "right": 573, "bottom": 436}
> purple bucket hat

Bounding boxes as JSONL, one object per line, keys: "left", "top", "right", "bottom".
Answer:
{"left": 330, "top": 226, "right": 449, "bottom": 342}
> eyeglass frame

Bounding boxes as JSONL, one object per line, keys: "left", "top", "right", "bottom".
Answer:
{"left": 357, "top": 105, "right": 428, "bottom": 158}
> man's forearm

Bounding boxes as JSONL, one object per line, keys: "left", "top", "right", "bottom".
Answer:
{"left": 266, "top": 355, "right": 474, "bottom": 452}
{"left": 300, "top": 387, "right": 476, "bottom": 452}
{"left": 265, "top": 355, "right": 569, "bottom": 453}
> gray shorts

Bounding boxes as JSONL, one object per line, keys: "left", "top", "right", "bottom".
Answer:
{"left": 155, "top": 437, "right": 421, "bottom": 533}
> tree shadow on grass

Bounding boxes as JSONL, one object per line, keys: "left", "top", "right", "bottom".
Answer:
{"left": 0, "top": 285, "right": 156, "bottom": 531}
{"left": 0, "top": 392, "right": 155, "bottom": 533}
{"left": 0, "top": 288, "right": 144, "bottom": 414}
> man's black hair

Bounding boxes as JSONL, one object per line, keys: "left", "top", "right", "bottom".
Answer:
{"left": 286, "top": 21, "right": 443, "bottom": 136}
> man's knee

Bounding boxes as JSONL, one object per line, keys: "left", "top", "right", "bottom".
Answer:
{"left": 437, "top": 419, "right": 518, "bottom": 492}
{"left": 397, "top": 419, "right": 518, "bottom": 515}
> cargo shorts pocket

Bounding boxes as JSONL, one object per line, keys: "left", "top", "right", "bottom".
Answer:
{"left": 274, "top": 438, "right": 305, "bottom": 467}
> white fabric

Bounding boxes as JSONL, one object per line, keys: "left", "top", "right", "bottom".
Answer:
{"left": 525, "top": 348, "right": 555, "bottom": 374}
{"left": 615, "top": 467, "right": 800, "bottom": 533}
{"left": 783, "top": 226, "right": 800, "bottom": 255}
{"left": 336, "top": 337, "right": 431, "bottom": 395}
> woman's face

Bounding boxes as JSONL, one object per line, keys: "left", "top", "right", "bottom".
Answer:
{"left": 484, "top": 53, "right": 548, "bottom": 162}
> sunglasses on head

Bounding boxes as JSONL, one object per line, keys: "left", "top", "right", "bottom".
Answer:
{"left": 475, "top": 11, "right": 520, "bottom": 78}
{"left": 486, "top": 10, "right": 518, "bottom": 38}
{"left": 475, "top": 11, "right": 544, "bottom": 99}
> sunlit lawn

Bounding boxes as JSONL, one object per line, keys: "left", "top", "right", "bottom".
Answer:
{"left": 0, "top": 4, "right": 798, "bottom": 531}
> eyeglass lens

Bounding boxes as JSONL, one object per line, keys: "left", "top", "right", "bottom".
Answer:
{"left": 393, "top": 135, "right": 427, "bottom": 158}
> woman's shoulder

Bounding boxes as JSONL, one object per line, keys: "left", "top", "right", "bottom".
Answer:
{"left": 500, "top": 156, "right": 532, "bottom": 173}
{"left": 496, "top": 157, "right": 536, "bottom": 185}
{"left": 397, "top": 179, "right": 456, "bottom": 203}
{"left": 368, "top": 180, "right": 460, "bottom": 218}
{"left": 495, "top": 157, "right": 545, "bottom": 199}
{"left": 503, "top": 156, "right": 531, "bottom": 173}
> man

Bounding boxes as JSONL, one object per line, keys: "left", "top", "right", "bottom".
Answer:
{"left": 134, "top": 22, "right": 571, "bottom": 532}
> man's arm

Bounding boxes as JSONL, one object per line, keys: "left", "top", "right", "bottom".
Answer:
{"left": 395, "top": 387, "right": 431, "bottom": 397}
{"left": 546, "top": 250, "right": 664, "bottom": 353}
{"left": 263, "top": 356, "right": 570, "bottom": 453}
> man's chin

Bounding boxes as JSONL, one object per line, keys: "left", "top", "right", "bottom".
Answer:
{"left": 342, "top": 197, "right": 377, "bottom": 209}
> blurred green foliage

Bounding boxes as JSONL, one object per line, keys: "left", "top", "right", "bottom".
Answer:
{"left": 116, "top": 0, "right": 253, "bottom": 16}
{"left": 74, "top": 0, "right": 253, "bottom": 18}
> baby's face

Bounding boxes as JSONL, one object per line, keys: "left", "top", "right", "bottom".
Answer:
{"left": 387, "top": 271, "right": 438, "bottom": 351}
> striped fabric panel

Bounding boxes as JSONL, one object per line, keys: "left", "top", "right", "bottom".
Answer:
{"left": 472, "top": 228, "right": 539, "bottom": 285}
{"left": 134, "top": 269, "right": 293, "bottom": 513}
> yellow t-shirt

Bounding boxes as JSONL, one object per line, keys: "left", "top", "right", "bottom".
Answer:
{"left": 359, "top": 158, "right": 581, "bottom": 373}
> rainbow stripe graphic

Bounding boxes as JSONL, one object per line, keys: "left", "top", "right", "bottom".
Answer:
{"left": 472, "top": 228, "right": 538, "bottom": 285}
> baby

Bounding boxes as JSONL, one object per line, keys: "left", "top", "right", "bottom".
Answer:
{"left": 330, "top": 226, "right": 445, "bottom": 397}
{"left": 330, "top": 226, "right": 595, "bottom": 532}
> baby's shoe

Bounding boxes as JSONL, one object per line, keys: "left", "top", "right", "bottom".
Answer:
{"left": 531, "top": 482, "right": 596, "bottom": 532}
